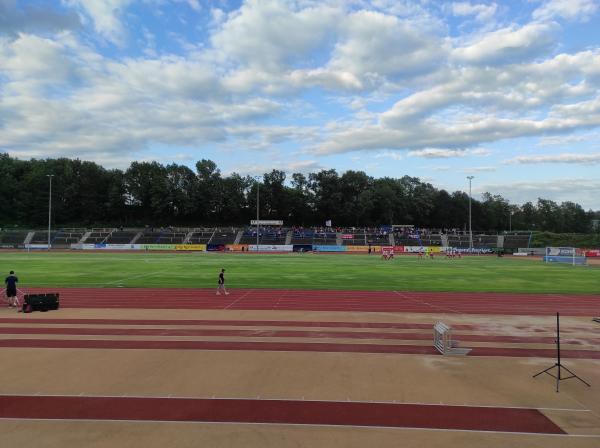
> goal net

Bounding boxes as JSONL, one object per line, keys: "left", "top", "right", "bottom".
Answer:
{"left": 543, "top": 247, "right": 587, "bottom": 266}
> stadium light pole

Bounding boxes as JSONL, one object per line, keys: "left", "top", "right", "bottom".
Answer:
{"left": 47, "top": 174, "right": 54, "bottom": 250}
{"left": 255, "top": 176, "right": 260, "bottom": 250}
{"left": 467, "top": 176, "right": 474, "bottom": 251}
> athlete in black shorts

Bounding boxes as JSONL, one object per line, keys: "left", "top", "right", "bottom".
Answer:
{"left": 5, "top": 271, "right": 18, "bottom": 307}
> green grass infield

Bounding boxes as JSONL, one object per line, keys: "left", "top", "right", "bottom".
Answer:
{"left": 1, "top": 251, "right": 599, "bottom": 294}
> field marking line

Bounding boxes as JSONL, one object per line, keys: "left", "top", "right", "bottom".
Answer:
{"left": 100, "top": 271, "right": 164, "bottom": 287}
{"left": 393, "top": 291, "right": 461, "bottom": 314}
{"left": 223, "top": 290, "right": 252, "bottom": 310}
{"left": 0, "top": 417, "right": 595, "bottom": 437}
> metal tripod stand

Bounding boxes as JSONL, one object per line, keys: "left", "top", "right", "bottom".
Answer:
{"left": 533, "top": 312, "right": 591, "bottom": 392}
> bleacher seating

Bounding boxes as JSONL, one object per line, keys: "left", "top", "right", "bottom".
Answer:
{"left": 105, "top": 230, "right": 137, "bottom": 244}
{"left": 290, "top": 230, "right": 314, "bottom": 245}
{"left": 0, "top": 230, "right": 28, "bottom": 247}
{"left": 210, "top": 230, "right": 237, "bottom": 245}
{"left": 30, "top": 231, "right": 57, "bottom": 244}
{"left": 84, "top": 229, "right": 114, "bottom": 243}
{"left": 312, "top": 231, "right": 337, "bottom": 245}
{"left": 188, "top": 229, "right": 214, "bottom": 244}
{"left": 504, "top": 234, "right": 531, "bottom": 249}
{"left": 52, "top": 229, "right": 85, "bottom": 246}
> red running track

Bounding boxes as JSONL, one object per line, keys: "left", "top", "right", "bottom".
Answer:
{"left": 21, "top": 288, "right": 600, "bottom": 316}
{"left": 1, "top": 338, "right": 599, "bottom": 359}
{"left": 0, "top": 395, "right": 564, "bottom": 434}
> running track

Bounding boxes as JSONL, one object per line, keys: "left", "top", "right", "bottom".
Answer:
{"left": 21, "top": 288, "right": 600, "bottom": 316}
{"left": 0, "top": 395, "right": 564, "bottom": 434}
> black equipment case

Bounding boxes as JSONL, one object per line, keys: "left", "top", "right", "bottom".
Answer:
{"left": 23, "top": 293, "right": 60, "bottom": 312}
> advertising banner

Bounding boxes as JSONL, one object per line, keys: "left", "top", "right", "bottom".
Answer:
{"left": 342, "top": 234, "right": 354, "bottom": 239}
{"left": 141, "top": 244, "right": 176, "bottom": 251}
{"left": 293, "top": 244, "right": 312, "bottom": 252}
{"left": 313, "top": 245, "right": 346, "bottom": 252}
{"left": 107, "top": 244, "right": 140, "bottom": 250}
{"left": 175, "top": 244, "right": 206, "bottom": 251}
{"left": 250, "top": 220, "right": 283, "bottom": 226}
{"left": 584, "top": 250, "right": 600, "bottom": 257}
{"left": 346, "top": 245, "right": 369, "bottom": 252}
{"left": 546, "top": 247, "right": 575, "bottom": 256}
{"left": 248, "top": 244, "right": 293, "bottom": 252}
{"left": 226, "top": 244, "right": 249, "bottom": 252}
{"left": 393, "top": 246, "right": 405, "bottom": 253}
{"left": 25, "top": 244, "right": 49, "bottom": 249}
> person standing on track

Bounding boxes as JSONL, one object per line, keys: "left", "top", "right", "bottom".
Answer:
{"left": 5, "top": 270, "right": 18, "bottom": 308}
{"left": 216, "top": 268, "right": 229, "bottom": 295}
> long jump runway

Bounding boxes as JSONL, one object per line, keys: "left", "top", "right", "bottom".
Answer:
{"left": 21, "top": 287, "right": 600, "bottom": 315}
{"left": 0, "top": 395, "right": 564, "bottom": 435}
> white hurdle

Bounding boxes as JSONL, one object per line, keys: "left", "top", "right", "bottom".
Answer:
{"left": 433, "top": 321, "right": 471, "bottom": 356}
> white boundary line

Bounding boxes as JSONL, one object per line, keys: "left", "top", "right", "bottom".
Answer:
{"left": 223, "top": 290, "right": 251, "bottom": 310}
{"left": 0, "top": 417, "right": 598, "bottom": 437}
{"left": 393, "top": 290, "right": 461, "bottom": 315}
{"left": 100, "top": 271, "right": 164, "bottom": 287}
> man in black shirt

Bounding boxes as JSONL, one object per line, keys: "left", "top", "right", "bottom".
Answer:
{"left": 5, "top": 270, "right": 18, "bottom": 308}
{"left": 216, "top": 268, "right": 229, "bottom": 296}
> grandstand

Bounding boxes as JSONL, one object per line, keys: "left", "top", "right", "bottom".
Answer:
{"left": 105, "top": 230, "right": 138, "bottom": 244}
{"left": 83, "top": 229, "right": 114, "bottom": 244}
{"left": 137, "top": 229, "right": 186, "bottom": 244}
{"left": 0, "top": 230, "right": 28, "bottom": 247}
{"left": 52, "top": 229, "right": 86, "bottom": 246}
{"left": 290, "top": 229, "right": 314, "bottom": 245}
{"left": 312, "top": 230, "right": 338, "bottom": 246}
{"left": 503, "top": 233, "right": 531, "bottom": 250}
{"left": 187, "top": 229, "right": 215, "bottom": 244}
{"left": 209, "top": 229, "right": 238, "bottom": 245}
{"left": 239, "top": 227, "right": 287, "bottom": 245}
{"left": 30, "top": 231, "right": 57, "bottom": 244}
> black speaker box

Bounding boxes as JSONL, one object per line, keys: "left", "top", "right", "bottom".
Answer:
{"left": 23, "top": 293, "right": 60, "bottom": 312}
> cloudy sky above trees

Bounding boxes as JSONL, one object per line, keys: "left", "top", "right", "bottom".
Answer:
{"left": 1, "top": 0, "right": 600, "bottom": 208}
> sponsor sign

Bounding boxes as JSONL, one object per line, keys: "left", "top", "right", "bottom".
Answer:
{"left": 393, "top": 246, "right": 405, "bottom": 253}
{"left": 106, "top": 244, "right": 139, "bottom": 250}
{"left": 142, "top": 244, "right": 176, "bottom": 250}
{"left": 346, "top": 245, "right": 369, "bottom": 252}
{"left": 381, "top": 246, "right": 394, "bottom": 255}
{"left": 584, "top": 250, "right": 600, "bottom": 257}
{"left": 546, "top": 247, "right": 575, "bottom": 257}
{"left": 342, "top": 234, "right": 354, "bottom": 239}
{"left": 248, "top": 244, "right": 293, "bottom": 252}
{"left": 175, "top": 244, "right": 206, "bottom": 251}
{"left": 313, "top": 245, "right": 346, "bottom": 252}
{"left": 226, "top": 244, "right": 249, "bottom": 252}
{"left": 25, "top": 244, "right": 49, "bottom": 249}
{"left": 250, "top": 220, "right": 283, "bottom": 226}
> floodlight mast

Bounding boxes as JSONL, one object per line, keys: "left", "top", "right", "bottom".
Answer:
{"left": 47, "top": 174, "right": 54, "bottom": 250}
{"left": 467, "top": 176, "right": 474, "bottom": 251}
{"left": 256, "top": 176, "right": 260, "bottom": 249}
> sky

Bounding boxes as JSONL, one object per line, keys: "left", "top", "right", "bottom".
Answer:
{"left": 1, "top": 0, "right": 600, "bottom": 209}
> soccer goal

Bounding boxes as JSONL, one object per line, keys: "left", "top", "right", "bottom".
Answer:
{"left": 543, "top": 247, "right": 587, "bottom": 266}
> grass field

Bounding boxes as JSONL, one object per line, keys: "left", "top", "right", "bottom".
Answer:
{"left": 1, "top": 251, "right": 599, "bottom": 294}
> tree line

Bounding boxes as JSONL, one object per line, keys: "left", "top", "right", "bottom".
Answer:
{"left": 1, "top": 153, "right": 598, "bottom": 232}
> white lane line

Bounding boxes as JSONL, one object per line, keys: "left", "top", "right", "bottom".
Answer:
{"left": 224, "top": 290, "right": 251, "bottom": 310}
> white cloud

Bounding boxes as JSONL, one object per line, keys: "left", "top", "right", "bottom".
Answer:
{"left": 452, "top": 22, "right": 557, "bottom": 65}
{"left": 505, "top": 152, "right": 600, "bottom": 164}
{"left": 374, "top": 150, "right": 403, "bottom": 160}
{"left": 478, "top": 178, "right": 600, "bottom": 209}
{"left": 63, "top": 0, "right": 133, "bottom": 45}
{"left": 533, "top": 0, "right": 598, "bottom": 22}
{"left": 462, "top": 166, "right": 496, "bottom": 173}
{"left": 452, "top": 2, "right": 498, "bottom": 22}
